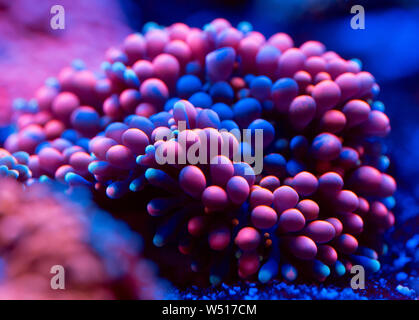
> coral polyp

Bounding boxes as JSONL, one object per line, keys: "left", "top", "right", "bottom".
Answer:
{"left": 1, "top": 18, "right": 396, "bottom": 285}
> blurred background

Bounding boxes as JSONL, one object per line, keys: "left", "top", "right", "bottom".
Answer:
{"left": 0, "top": 0, "right": 418, "bottom": 298}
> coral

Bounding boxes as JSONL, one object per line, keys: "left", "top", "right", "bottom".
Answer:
{"left": 0, "top": 18, "right": 396, "bottom": 285}
{"left": 0, "top": 178, "right": 165, "bottom": 299}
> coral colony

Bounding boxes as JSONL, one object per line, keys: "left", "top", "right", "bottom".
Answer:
{"left": 0, "top": 179, "right": 165, "bottom": 299}
{"left": 0, "top": 18, "right": 396, "bottom": 286}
